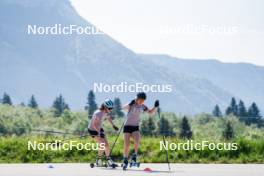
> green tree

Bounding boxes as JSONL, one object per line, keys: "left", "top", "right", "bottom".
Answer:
{"left": 112, "top": 97, "right": 124, "bottom": 118}
{"left": 158, "top": 115, "right": 174, "bottom": 136}
{"left": 141, "top": 117, "right": 156, "bottom": 136}
{"left": 225, "top": 107, "right": 232, "bottom": 116}
{"left": 238, "top": 100, "right": 247, "bottom": 116}
{"left": 237, "top": 100, "right": 247, "bottom": 121}
{"left": 52, "top": 94, "right": 69, "bottom": 117}
{"left": 28, "top": 95, "right": 38, "bottom": 109}
{"left": 1, "top": 92, "right": 12, "bottom": 105}
{"left": 86, "top": 90, "right": 97, "bottom": 119}
{"left": 179, "top": 116, "right": 192, "bottom": 139}
{"left": 247, "top": 102, "right": 262, "bottom": 126}
{"left": 222, "top": 121, "right": 234, "bottom": 140}
{"left": 226, "top": 97, "right": 238, "bottom": 116}
{"left": 212, "top": 104, "right": 222, "bottom": 117}
{"left": 230, "top": 97, "right": 238, "bottom": 115}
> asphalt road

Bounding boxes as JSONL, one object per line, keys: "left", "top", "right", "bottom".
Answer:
{"left": 0, "top": 163, "right": 263, "bottom": 176}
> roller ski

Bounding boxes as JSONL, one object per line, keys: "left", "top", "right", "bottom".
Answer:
{"left": 90, "top": 157, "right": 118, "bottom": 169}
{"left": 129, "top": 154, "right": 140, "bottom": 168}
{"left": 122, "top": 155, "right": 140, "bottom": 170}
{"left": 90, "top": 157, "right": 104, "bottom": 168}
{"left": 106, "top": 157, "right": 118, "bottom": 168}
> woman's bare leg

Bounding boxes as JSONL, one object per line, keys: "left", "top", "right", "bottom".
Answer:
{"left": 132, "top": 131, "right": 140, "bottom": 155}
{"left": 101, "top": 137, "right": 110, "bottom": 157}
{"left": 94, "top": 136, "right": 104, "bottom": 157}
{"left": 123, "top": 133, "right": 131, "bottom": 158}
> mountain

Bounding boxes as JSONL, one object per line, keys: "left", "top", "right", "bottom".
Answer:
{"left": 1, "top": 0, "right": 261, "bottom": 114}
{"left": 140, "top": 54, "right": 264, "bottom": 112}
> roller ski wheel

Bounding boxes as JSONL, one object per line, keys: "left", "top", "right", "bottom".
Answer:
{"left": 90, "top": 162, "right": 117, "bottom": 169}
{"left": 90, "top": 158, "right": 104, "bottom": 168}
{"left": 90, "top": 162, "right": 103, "bottom": 168}
{"left": 90, "top": 163, "right": 95, "bottom": 168}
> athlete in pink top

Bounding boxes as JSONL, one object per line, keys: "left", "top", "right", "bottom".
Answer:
{"left": 122, "top": 92, "right": 159, "bottom": 166}
{"left": 88, "top": 99, "right": 119, "bottom": 167}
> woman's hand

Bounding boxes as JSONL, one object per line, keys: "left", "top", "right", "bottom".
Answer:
{"left": 154, "top": 100, "right": 159, "bottom": 107}
{"left": 113, "top": 125, "right": 119, "bottom": 131}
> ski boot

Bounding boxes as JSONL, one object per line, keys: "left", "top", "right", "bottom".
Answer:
{"left": 106, "top": 157, "right": 118, "bottom": 168}
{"left": 121, "top": 157, "right": 129, "bottom": 170}
{"left": 130, "top": 153, "right": 140, "bottom": 168}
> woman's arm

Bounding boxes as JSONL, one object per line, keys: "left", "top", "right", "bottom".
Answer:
{"left": 145, "top": 100, "right": 159, "bottom": 115}
{"left": 107, "top": 115, "right": 114, "bottom": 126}
{"left": 145, "top": 106, "right": 157, "bottom": 115}
{"left": 123, "top": 99, "right": 136, "bottom": 111}
{"left": 107, "top": 115, "right": 119, "bottom": 131}
{"left": 123, "top": 103, "right": 130, "bottom": 111}
{"left": 147, "top": 107, "right": 157, "bottom": 114}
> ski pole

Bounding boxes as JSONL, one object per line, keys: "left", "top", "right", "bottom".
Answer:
{"left": 109, "top": 117, "right": 127, "bottom": 156}
{"left": 47, "top": 133, "right": 90, "bottom": 147}
{"left": 28, "top": 129, "right": 89, "bottom": 147}
{"left": 17, "top": 126, "right": 84, "bottom": 136}
{"left": 31, "top": 129, "right": 80, "bottom": 135}
{"left": 157, "top": 107, "right": 171, "bottom": 171}
{"left": 58, "top": 133, "right": 89, "bottom": 143}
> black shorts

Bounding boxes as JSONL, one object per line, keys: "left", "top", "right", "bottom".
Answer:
{"left": 88, "top": 128, "right": 105, "bottom": 138}
{"left": 123, "top": 125, "right": 139, "bottom": 133}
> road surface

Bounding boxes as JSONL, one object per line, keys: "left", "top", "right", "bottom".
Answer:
{"left": 0, "top": 163, "right": 263, "bottom": 176}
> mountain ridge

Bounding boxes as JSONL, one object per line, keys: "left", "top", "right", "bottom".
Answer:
{"left": 1, "top": 0, "right": 262, "bottom": 114}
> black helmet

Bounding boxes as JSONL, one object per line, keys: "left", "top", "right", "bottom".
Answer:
{"left": 136, "top": 92, "right": 147, "bottom": 100}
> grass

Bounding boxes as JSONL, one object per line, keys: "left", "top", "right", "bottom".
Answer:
{"left": 0, "top": 104, "right": 264, "bottom": 163}
{"left": 0, "top": 136, "right": 263, "bottom": 163}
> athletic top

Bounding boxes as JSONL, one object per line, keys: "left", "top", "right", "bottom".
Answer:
{"left": 88, "top": 110, "right": 109, "bottom": 131}
{"left": 125, "top": 103, "right": 148, "bottom": 126}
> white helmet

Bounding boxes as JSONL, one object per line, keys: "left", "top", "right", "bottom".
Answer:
{"left": 103, "top": 99, "right": 114, "bottom": 109}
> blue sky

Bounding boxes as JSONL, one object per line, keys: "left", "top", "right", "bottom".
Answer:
{"left": 71, "top": 0, "right": 264, "bottom": 66}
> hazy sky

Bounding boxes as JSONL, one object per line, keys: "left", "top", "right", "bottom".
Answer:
{"left": 71, "top": 0, "right": 264, "bottom": 66}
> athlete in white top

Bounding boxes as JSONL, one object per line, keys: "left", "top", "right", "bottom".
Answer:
{"left": 122, "top": 92, "right": 159, "bottom": 165}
